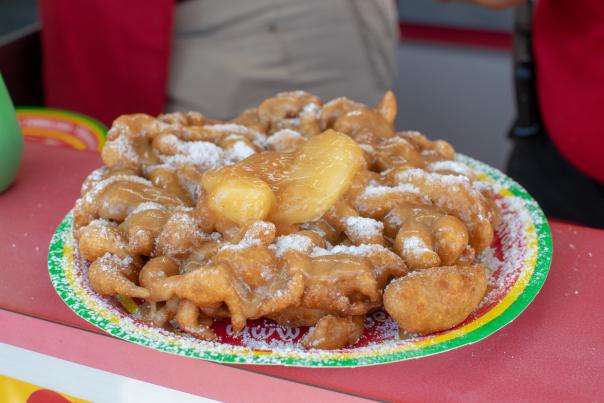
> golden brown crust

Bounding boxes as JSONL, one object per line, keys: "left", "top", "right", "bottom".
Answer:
{"left": 301, "top": 315, "right": 365, "bottom": 350}
{"left": 75, "top": 90, "right": 499, "bottom": 349}
{"left": 383, "top": 264, "right": 488, "bottom": 335}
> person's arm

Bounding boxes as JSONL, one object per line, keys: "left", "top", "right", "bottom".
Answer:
{"left": 437, "top": 0, "right": 525, "bottom": 10}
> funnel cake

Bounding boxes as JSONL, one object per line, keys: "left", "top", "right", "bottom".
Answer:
{"left": 73, "top": 90, "right": 499, "bottom": 349}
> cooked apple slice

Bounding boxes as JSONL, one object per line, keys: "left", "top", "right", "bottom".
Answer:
{"left": 269, "top": 129, "right": 364, "bottom": 224}
{"left": 203, "top": 168, "right": 275, "bottom": 226}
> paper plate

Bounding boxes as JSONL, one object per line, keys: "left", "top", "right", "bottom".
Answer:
{"left": 48, "top": 155, "right": 552, "bottom": 367}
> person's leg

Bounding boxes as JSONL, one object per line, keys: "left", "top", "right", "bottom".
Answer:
{"left": 507, "top": 136, "right": 604, "bottom": 228}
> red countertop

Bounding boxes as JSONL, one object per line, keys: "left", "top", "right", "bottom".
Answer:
{"left": 1, "top": 142, "right": 603, "bottom": 402}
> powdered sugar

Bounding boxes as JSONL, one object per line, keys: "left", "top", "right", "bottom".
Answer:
{"left": 96, "top": 252, "right": 133, "bottom": 271}
{"left": 104, "top": 134, "right": 140, "bottom": 164}
{"left": 401, "top": 236, "right": 431, "bottom": 257}
{"left": 428, "top": 160, "right": 474, "bottom": 177}
{"left": 84, "top": 167, "right": 109, "bottom": 187}
{"left": 219, "top": 222, "right": 275, "bottom": 251}
{"left": 477, "top": 193, "right": 544, "bottom": 309}
{"left": 267, "top": 129, "right": 303, "bottom": 145}
{"left": 310, "top": 243, "right": 388, "bottom": 258}
{"left": 395, "top": 168, "right": 488, "bottom": 224}
{"left": 208, "top": 232, "right": 223, "bottom": 241}
{"left": 160, "top": 140, "right": 225, "bottom": 171}
{"left": 396, "top": 168, "right": 472, "bottom": 188}
{"left": 361, "top": 183, "right": 421, "bottom": 198}
{"left": 300, "top": 102, "right": 321, "bottom": 118}
{"left": 88, "top": 218, "right": 117, "bottom": 227}
{"left": 225, "top": 141, "right": 256, "bottom": 162}
{"left": 205, "top": 123, "right": 267, "bottom": 148}
{"left": 270, "top": 234, "right": 315, "bottom": 257}
{"left": 344, "top": 216, "right": 384, "bottom": 239}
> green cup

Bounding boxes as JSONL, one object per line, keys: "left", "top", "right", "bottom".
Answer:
{"left": 0, "top": 73, "right": 23, "bottom": 192}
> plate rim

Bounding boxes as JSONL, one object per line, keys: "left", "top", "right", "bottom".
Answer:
{"left": 48, "top": 154, "right": 553, "bottom": 367}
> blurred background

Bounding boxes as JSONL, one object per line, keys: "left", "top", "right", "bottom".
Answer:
{"left": 396, "top": 0, "right": 514, "bottom": 170}
{"left": 1, "top": 0, "right": 514, "bottom": 169}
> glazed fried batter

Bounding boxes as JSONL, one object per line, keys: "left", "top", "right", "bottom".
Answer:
{"left": 301, "top": 255, "right": 380, "bottom": 315}
{"left": 267, "top": 307, "right": 330, "bottom": 327}
{"left": 393, "top": 169, "right": 495, "bottom": 253}
{"left": 75, "top": 89, "right": 499, "bottom": 350}
{"left": 384, "top": 204, "right": 470, "bottom": 270}
{"left": 77, "top": 219, "right": 130, "bottom": 261}
{"left": 88, "top": 253, "right": 148, "bottom": 299}
{"left": 383, "top": 265, "right": 488, "bottom": 335}
{"left": 74, "top": 175, "right": 182, "bottom": 229}
{"left": 175, "top": 299, "right": 217, "bottom": 340}
{"left": 301, "top": 315, "right": 365, "bottom": 350}
{"left": 141, "top": 248, "right": 305, "bottom": 331}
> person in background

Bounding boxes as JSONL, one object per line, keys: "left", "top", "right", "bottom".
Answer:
{"left": 446, "top": 0, "right": 604, "bottom": 228}
{"left": 40, "top": 0, "right": 397, "bottom": 122}
{"left": 168, "top": 0, "right": 398, "bottom": 119}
